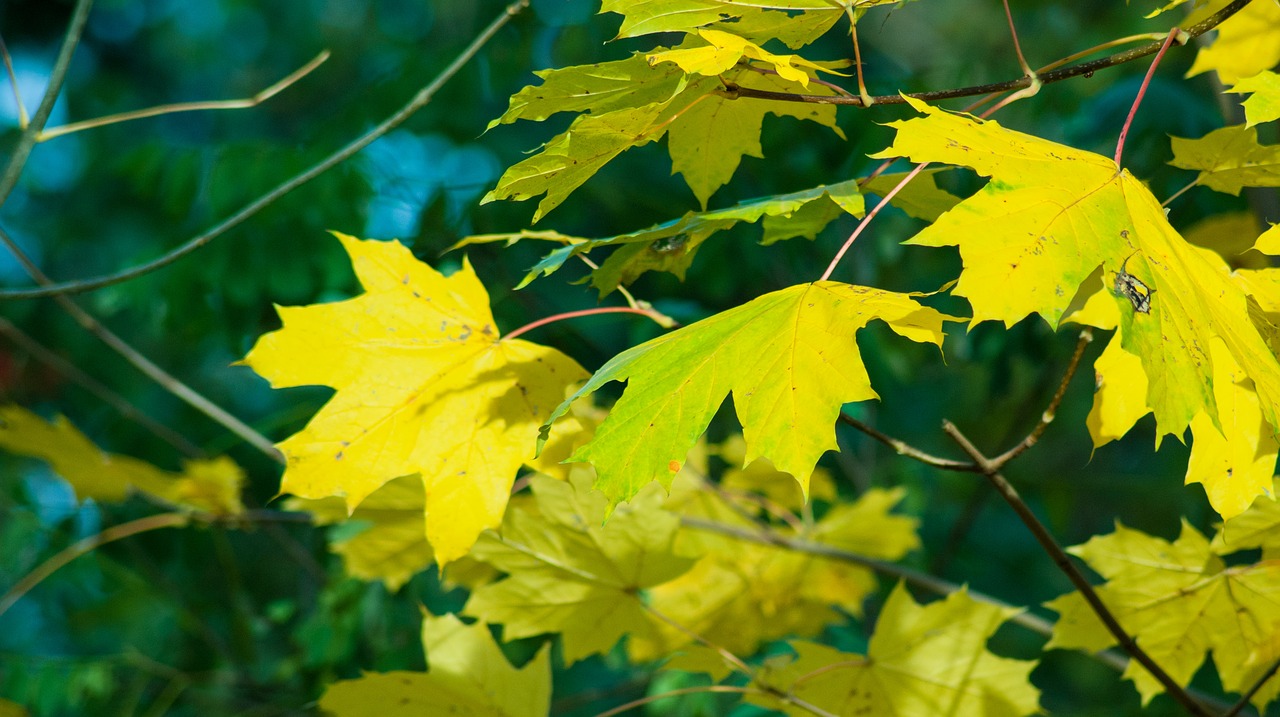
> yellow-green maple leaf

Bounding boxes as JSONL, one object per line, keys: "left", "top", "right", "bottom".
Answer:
{"left": 0, "top": 405, "right": 243, "bottom": 516}
{"left": 541, "top": 282, "right": 955, "bottom": 505}
{"left": 882, "top": 96, "right": 1280, "bottom": 440}
{"left": 242, "top": 233, "right": 587, "bottom": 564}
{"left": 318, "top": 612, "right": 550, "bottom": 717}
{"left": 1185, "top": 0, "right": 1280, "bottom": 84}
{"left": 1170, "top": 125, "right": 1280, "bottom": 196}
{"left": 1212, "top": 478, "right": 1280, "bottom": 557}
{"left": 648, "top": 29, "right": 841, "bottom": 88}
{"left": 462, "top": 475, "right": 696, "bottom": 664}
{"left": 748, "top": 584, "right": 1040, "bottom": 717}
{"left": 1229, "top": 70, "right": 1280, "bottom": 127}
{"left": 1047, "top": 521, "right": 1280, "bottom": 711}
{"left": 600, "top": 0, "right": 844, "bottom": 46}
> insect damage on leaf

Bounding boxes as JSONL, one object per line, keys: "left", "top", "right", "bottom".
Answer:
{"left": 1114, "top": 253, "right": 1155, "bottom": 314}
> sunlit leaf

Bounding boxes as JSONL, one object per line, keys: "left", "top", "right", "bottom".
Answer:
{"left": 1185, "top": 0, "right": 1280, "bottom": 84}
{"left": 1170, "top": 125, "right": 1280, "bottom": 196}
{"left": 648, "top": 29, "right": 842, "bottom": 88}
{"left": 1229, "top": 70, "right": 1280, "bottom": 127}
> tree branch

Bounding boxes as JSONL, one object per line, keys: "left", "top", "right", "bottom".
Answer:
{"left": 0, "top": 0, "right": 530, "bottom": 301}
{"left": 721, "top": 0, "right": 1249, "bottom": 108}
{"left": 838, "top": 412, "right": 980, "bottom": 472}
{"left": 989, "top": 327, "right": 1093, "bottom": 469}
{"left": 941, "top": 421, "right": 1214, "bottom": 717}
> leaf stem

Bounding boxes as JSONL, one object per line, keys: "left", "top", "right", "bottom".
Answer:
{"left": 0, "top": 0, "right": 93, "bottom": 209}
{"left": 1115, "top": 28, "right": 1183, "bottom": 167}
{"left": 1225, "top": 656, "right": 1280, "bottom": 717}
{"left": 0, "top": 0, "right": 529, "bottom": 301}
{"left": 37, "top": 51, "right": 330, "bottom": 141}
{"left": 819, "top": 163, "right": 928, "bottom": 282}
{"left": 1162, "top": 177, "right": 1201, "bottom": 208}
{"left": 0, "top": 512, "right": 190, "bottom": 620}
{"left": 503, "top": 306, "right": 667, "bottom": 342}
{"left": 940, "top": 421, "right": 1214, "bottom": 717}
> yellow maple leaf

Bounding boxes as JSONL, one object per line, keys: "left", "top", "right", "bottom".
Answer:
{"left": 882, "top": 96, "right": 1280, "bottom": 444}
{"left": 1047, "top": 521, "right": 1280, "bottom": 711}
{"left": 647, "top": 29, "right": 842, "bottom": 88}
{"left": 319, "top": 612, "right": 551, "bottom": 717}
{"left": 1185, "top": 0, "right": 1280, "bottom": 84}
{"left": 1212, "top": 477, "right": 1280, "bottom": 557}
{"left": 1228, "top": 70, "right": 1280, "bottom": 128}
{"left": 243, "top": 233, "right": 588, "bottom": 564}
{"left": 0, "top": 405, "right": 243, "bottom": 516}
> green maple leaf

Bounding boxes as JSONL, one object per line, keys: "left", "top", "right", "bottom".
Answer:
{"left": 747, "top": 583, "right": 1040, "bottom": 716}
{"left": 1170, "top": 124, "right": 1280, "bottom": 196}
{"left": 1228, "top": 70, "right": 1280, "bottom": 127}
{"left": 1047, "top": 521, "right": 1280, "bottom": 711}
{"left": 541, "top": 282, "right": 956, "bottom": 505}
{"left": 463, "top": 475, "right": 696, "bottom": 664}
{"left": 318, "top": 613, "right": 550, "bottom": 717}
{"left": 880, "top": 96, "right": 1280, "bottom": 440}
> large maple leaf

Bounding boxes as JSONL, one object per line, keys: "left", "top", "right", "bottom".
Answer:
{"left": 880, "top": 97, "right": 1280, "bottom": 440}
{"left": 541, "top": 282, "right": 955, "bottom": 505}
{"left": 1047, "top": 521, "right": 1280, "bottom": 712}
{"left": 744, "top": 584, "right": 1040, "bottom": 716}
{"left": 243, "top": 233, "right": 587, "bottom": 564}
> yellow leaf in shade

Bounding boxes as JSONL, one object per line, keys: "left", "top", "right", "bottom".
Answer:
{"left": 0, "top": 700, "right": 27, "bottom": 717}
{"left": 628, "top": 483, "right": 919, "bottom": 662}
{"left": 0, "top": 405, "right": 243, "bottom": 516}
{"left": 243, "top": 233, "right": 588, "bottom": 564}
{"left": 463, "top": 475, "right": 695, "bottom": 664}
{"left": 647, "top": 29, "right": 842, "bottom": 88}
{"left": 1170, "top": 125, "right": 1280, "bottom": 196}
{"left": 1181, "top": 211, "right": 1266, "bottom": 266}
{"left": 1185, "top": 0, "right": 1280, "bottom": 84}
{"left": 318, "top": 613, "right": 550, "bottom": 717}
{"left": 882, "top": 97, "right": 1280, "bottom": 443}
{"left": 1211, "top": 477, "right": 1280, "bottom": 557}
{"left": 1229, "top": 70, "right": 1280, "bottom": 127}
{"left": 286, "top": 476, "right": 433, "bottom": 592}
{"left": 541, "top": 282, "right": 956, "bottom": 506}
{"left": 748, "top": 584, "right": 1039, "bottom": 717}
{"left": 1047, "top": 521, "right": 1280, "bottom": 711}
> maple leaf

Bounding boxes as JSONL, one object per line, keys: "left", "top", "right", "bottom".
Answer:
{"left": 600, "top": 0, "right": 845, "bottom": 45}
{"left": 318, "top": 613, "right": 551, "bottom": 717}
{"left": 1170, "top": 125, "right": 1280, "bottom": 196}
{"left": 0, "top": 405, "right": 244, "bottom": 516}
{"left": 541, "top": 282, "right": 956, "bottom": 505}
{"left": 1185, "top": 0, "right": 1280, "bottom": 84}
{"left": 648, "top": 29, "right": 843, "bottom": 88}
{"left": 746, "top": 583, "right": 1040, "bottom": 717}
{"left": 629, "top": 479, "right": 919, "bottom": 661}
{"left": 1212, "top": 477, "right": 1280, "bottom": 557}
{"left": 463, "top": 475, "right": 696, "bottom": 664}
{"left": 1229, "top": 70, "right": 1280, "bottom": 127}
{"left": 881, "top": 96, "right": 1280, "bottom": 440}
{"left": 242, "top": 233, "right": 588, "bottom": 565}
{"left": 1047, "top": 521, "right": 1280, "bottom": 711}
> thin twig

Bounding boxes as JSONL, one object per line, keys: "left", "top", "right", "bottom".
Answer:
{"left": 0, "top": 226, "right": 283, "bottom": 462}
{"left": 590, "top": 686, "right": 755, "bottom": 717}
{"left": 941, "top": 421, "right": 1213, "bottom": 717}
{"left": 503, "top": 306, "right": 664, "bottom": 341}
{"left": 1224, "top": 657, "right": 1280, "bottom": 717}
{"left": 0, "top": 0, "right": 530, "bottom": 301}
{"left": 0, "top": 316, "right": 204, "bottom": 458}
{"left": 1001, "top": 0, "right": 1035, "bottom": 78}
{"left": 0, "top": 0, "right": 94, "bottom": 209}
{"left": 0, "top": 512, "right": 190, "bottom": 619}
{"left": 989, "top": 327, "right": 1093, "bottom": 468}
{"left": 838, "top": 412, "right": 980, "bottom": 472}
{"left": 1115, "top": 28, "right": 1182, "bottom": 166}
{"left": 38, "top": 51, "right": 330, "bottom": 141}
{"left": 645, "top": 603, "right": 755, "bottom": 677}
{"left": 717, "top": 0, "right": 1249, "bottom": 109}
{"left": 0, "top": 33, "right": 28, "bottom": 127}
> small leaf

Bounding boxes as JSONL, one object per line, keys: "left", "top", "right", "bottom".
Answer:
{"left": 750, "top": 584, "right": 1040, "bottom": 717}
{"left": 1228, "top": 70, "right": 1280, "bottom": 127}
{"left": 243, "top": 233, "right": 588, "bottom": 564}
{"left": 542, "top": 282, "right": 957, "bottom": 505}
{"left": 463, "top": 475, "right": 696, "bottom": 664}
{"left": 318, "top": 613, "right": 551, "bottom": 717}
{"left": 1170, "top": 125, "right": 1280, "bottom": 196}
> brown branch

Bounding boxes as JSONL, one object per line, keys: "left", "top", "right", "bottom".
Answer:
{"left": 721, "top": 0, "right": 1250, "bottom": 108}
{"left": 838, "top": 411, "right": 980, "bottom": 472}
{"left": 989, "top": 327, "right": 1093, "bottom": 468}
{"left": 941, "top": 421, "right": 1214, "bottom": 717}
{"left": 0, "top": 0, "right": 530, "bottom": 301}
{"left": 1225, "top": 657, "right": 1280, "bottom": 717}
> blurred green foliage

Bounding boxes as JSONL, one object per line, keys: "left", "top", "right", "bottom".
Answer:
{"left": 0, "top": 0, "right": 1269, "bottom": 715}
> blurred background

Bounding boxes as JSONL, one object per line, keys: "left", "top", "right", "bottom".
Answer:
{"left": 0, "top": 0, "right": 1270, "bottom": 714}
